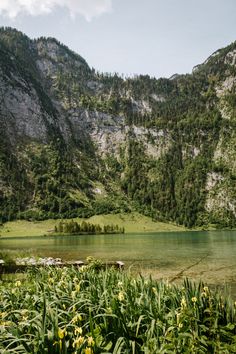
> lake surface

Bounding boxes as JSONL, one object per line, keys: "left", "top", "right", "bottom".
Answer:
{"left": 1, "top": 230, "right": 236, "bottom": 295}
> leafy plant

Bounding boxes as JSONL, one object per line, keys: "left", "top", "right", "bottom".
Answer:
{"left": 1, "top": 267, "right": 236, "bottom": 353}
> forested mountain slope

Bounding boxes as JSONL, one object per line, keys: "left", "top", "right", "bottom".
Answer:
{"left": 0, "top": 27, "right": 235, "bottom": 228}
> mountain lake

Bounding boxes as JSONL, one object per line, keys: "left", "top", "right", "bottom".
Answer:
{"left": 1, "top": 230, "right": 236, "bottom": 296}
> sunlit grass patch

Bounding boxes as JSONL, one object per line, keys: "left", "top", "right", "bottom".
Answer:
{"left": 1, "top": 212, "right": 185, "bottom": 238}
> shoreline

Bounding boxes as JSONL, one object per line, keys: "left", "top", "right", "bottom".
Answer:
{"left": 1, "top": 228, "right": 235, "bottom": 240}
{"left": 0, "top": 212, "right": 234, "bottom": 239}
{"left": 0, "top": 212, "right": 186, "bottom": 238}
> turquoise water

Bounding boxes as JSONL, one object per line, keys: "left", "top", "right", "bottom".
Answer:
{"left": 1, "top": 230, "right": 236, "bottom": 292}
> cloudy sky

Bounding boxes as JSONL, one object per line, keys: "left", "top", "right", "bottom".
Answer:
{"left": 0, "top": 0, "right": 235, "bottom": 78}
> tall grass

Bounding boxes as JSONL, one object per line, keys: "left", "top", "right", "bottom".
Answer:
{"left": 1, "top": 264, "right": 236, "bottom": 353}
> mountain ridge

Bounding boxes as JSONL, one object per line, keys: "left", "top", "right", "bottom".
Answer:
{"left": 0, "top": 27, "right": 235, "bottom": 228}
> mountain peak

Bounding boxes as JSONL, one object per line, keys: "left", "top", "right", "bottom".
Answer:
{"left": 36, "top": 36, "right": 89, "bottom": 69}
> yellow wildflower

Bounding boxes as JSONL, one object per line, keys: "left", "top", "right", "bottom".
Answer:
{"left": 75, "top": 284, "right": 80, "bottom": 292}
{"left": 191, "top": 297, "right": 197, "bottom": 303}
{"left": 0, "top": 321, "right": 12, "bottom": 328}
{"left": 21, "top": 309, "right": 28, "bottom": 321}
{"left": 80, "top": 265, "right": 87, "bottom": 272}
{"left": 73, "top": 336, "right": 84, "bottom": 349}
{"left": 86, "top": 256, "right": 94, "bottom": 262}
{"left": 106, "top": 307, "right": 112, "bottom": 314}
{"left": 58, "top": 328, "right": 66, "bottom": 339}
{"left": 74, "top": 326, "right": 83, "bottom": 335}
{"left": 152, "top": 287, "right": 157, "bottom": 294}
{"left": 15, "top": 280, "right": 21, "bottom": 287}
{"left": 84, "top": 347, "right": 93, "bottom": 354}
{"left": 118, "top": 291, "right": 125, "bottom": 301}
{"left": 181, "top": 297, "right": 187, "bottom": 308}
{"left": 87, "top": 336, "right": 95, "bottom": 346}
{"left": 71, "top": 291, "right": 77, "bottom": 299}
{"left": 203, "top": 286, "right": 209, "bottom": 293}
{"left": 72, "top": 314, "right": 82, "bottom": 324}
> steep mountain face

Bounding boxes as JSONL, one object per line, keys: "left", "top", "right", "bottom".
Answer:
{"left": 0, "top": 27, "right": 235, "bottom": 228}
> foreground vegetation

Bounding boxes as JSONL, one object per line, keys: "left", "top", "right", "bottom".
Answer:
{"left": 1, "top": 264, "right": 236, "bottom": 353}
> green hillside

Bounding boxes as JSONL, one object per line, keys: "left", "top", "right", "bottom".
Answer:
{"left": 0, "top": 27, "right": 235, "bottom": 229}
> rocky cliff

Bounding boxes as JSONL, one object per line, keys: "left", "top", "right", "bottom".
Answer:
{"left": 0, "top": 27, "right": 235, "bottom": 228}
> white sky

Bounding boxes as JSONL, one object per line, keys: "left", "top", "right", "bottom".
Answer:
{"left": 0, "top": 0, "right": 235, "bottom": 78}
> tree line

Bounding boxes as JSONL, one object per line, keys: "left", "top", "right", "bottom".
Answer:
{"left": 54, "top": 220, "right": 125, "bottom": 235}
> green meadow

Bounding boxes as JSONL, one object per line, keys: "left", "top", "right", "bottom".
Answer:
{"left": 0, "top": 212, "right": 185, "bottom": 238}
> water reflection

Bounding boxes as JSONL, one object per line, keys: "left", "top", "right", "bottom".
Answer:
{"left": 1, "top": 230, "right": 236, "bottom": 292}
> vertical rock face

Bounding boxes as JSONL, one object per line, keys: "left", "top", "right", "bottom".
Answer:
{"left": 0, "top": 27, "right": 235, "bottom": 228}
{"left": 204, "top": 53, "right": 236, "bottom": 224}
{"left": 0, "top": 73, "right": 47, "bottom": 142}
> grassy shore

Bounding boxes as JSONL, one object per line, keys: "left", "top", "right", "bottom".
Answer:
{"left": 0, "top": 212, "right": 185, "bottom": 238}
